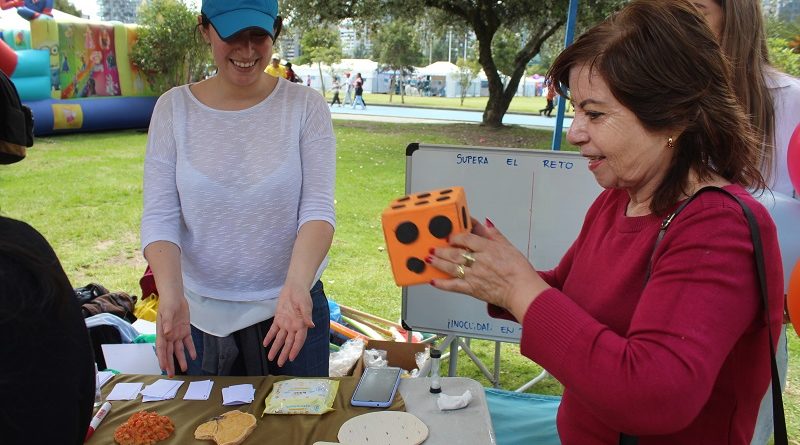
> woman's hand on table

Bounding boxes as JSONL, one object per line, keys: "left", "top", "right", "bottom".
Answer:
{"left": 263, "top": 282, "right": 315, "bottom": 366}
{"left": 429, "top": 219, "right": 550, "bottom": 321}
{"left": 155, "top": 292, "right": 196, "bottom": 377}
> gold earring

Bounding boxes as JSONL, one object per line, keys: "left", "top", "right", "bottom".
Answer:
{"left": 667, "top": 137, "right": 674, "bottom": 150}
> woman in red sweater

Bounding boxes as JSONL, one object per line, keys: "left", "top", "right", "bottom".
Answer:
{"left": 427, "top": 1, "right": 784, "bottom": 443}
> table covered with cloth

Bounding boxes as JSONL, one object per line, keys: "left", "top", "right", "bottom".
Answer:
{"left": 86, "top": 374, "right": 405, "bottom": 444}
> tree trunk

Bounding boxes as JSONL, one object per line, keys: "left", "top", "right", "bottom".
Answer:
{"left": 473, "top": 17, "right": 565, "bottom": 128}
{"left": 317, "top": 62, "right": 326, "bottom": 96}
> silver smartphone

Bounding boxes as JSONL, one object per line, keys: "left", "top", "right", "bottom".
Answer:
{"left": 350, "top": 366, "right": 403, "bottom": 408}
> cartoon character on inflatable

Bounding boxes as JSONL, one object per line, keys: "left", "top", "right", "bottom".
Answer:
{"left": 0, "top": 0, "right": 53, "bottom": 21}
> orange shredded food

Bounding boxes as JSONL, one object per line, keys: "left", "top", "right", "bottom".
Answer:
{"left": 113, "top": 411, "right": 175, "bottom": 445}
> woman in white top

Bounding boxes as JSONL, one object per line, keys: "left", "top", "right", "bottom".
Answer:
{"left": 141, "top": 0, "right": 335, "bottom": 378}
{"left": 690, "top": 1, "right": 800, "bottom": 443}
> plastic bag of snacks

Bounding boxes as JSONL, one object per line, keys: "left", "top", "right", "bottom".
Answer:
{"left": 329, "top": 338, "right": 365, "bottom": 377}
{"left": 262, "top": 379, "right": 339, "bottom": 415}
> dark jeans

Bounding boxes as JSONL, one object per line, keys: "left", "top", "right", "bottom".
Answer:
{"left": 185, "top": 280, "right": 330, "bottom": 377}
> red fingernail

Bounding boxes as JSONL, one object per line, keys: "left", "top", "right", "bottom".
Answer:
{"left": 429, "top": 280, "right": 436, "bottom": 286}
{"left": 429, "top": 248, "right": 435, "bottom": 255}
{"left": 485, "top": 218, "right": 495, "bottom": 228}
{"left": 425, "top": 256, "right": 432, "bottom": 264}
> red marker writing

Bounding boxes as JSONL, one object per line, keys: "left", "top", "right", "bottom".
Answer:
{"left": 84, "top": 401, "right": 112, "bottom": 442}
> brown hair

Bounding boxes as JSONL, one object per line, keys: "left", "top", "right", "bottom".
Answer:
{"left": 548, "top": 0, "right": 765, "bottom": 215}
{"left": 714, "top": 0, "right": 776, "bottom": 183}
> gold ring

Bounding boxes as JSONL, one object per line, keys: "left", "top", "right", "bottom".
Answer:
{"left": 455, "top": 264, "right": 466, "bottom": 279}
{"left": 462, "top": 252, "right": 476, "bottom": 268}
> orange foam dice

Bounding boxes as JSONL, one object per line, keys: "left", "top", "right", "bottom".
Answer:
{"left": 381, "top": 186, "right": 472, "bottom": 286}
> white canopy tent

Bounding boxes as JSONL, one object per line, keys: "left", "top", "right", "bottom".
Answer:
{"left": 289, "top": 58, "right": 379, "bottom": 92}
{"left": 416, "top": 61, "right": 460, "bottom": 98}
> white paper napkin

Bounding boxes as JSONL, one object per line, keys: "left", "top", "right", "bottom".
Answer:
{"left": 437, "top": 390, "right": 473, "bottom": 411}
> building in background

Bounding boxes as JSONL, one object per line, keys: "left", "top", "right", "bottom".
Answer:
{"left": 276, "top": 32, "right": 299, "bottom": 60}
{"left": 764, "top": 0, "right": 800, "bottom": 21}
{"left": 338, "top": 18, "right": 371, "bottom": 58}
{"left": 98, "top": 0, "right": 141, "bottom": 23}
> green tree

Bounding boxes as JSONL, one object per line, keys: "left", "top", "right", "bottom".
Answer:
{"left": 373, "top": 20, "right": 422, "bottom": 103}
{"left": 54, "top": 0, "right": 82, "bottom": 17}
{"left": 131, "top": 0, "right": 211, "bottom": 94}
{"left": 282, "top": 0, "right": 624, "bottom": 127}
{"left": 456, "top": 57, "right": 480, "bottom": 106}
{"left": 491, "top": 29, "right": 522, "bottom": 79}
{"left": 296, "top": 27, "right": 342, "bottom": 96}
{"left": 768, "top": 37, "right": 800, "bottom": 77}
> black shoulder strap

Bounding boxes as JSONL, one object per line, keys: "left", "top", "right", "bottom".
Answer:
{"left": 620, "top": 186, "right": 786, "bottom": 445}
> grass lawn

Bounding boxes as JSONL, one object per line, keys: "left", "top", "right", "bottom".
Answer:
{"left": 0, "top": 121, "right": 797, "bottom": 441}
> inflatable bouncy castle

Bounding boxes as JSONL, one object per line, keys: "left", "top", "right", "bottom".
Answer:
{"left": 0, "top": 7, "right": 158, "bottom": 135}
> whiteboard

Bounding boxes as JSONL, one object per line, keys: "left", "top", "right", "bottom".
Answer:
{"left": 401, "top": 143, "right": 603, "bottom": 342}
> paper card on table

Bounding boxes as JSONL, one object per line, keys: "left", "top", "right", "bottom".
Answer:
{"left": 132, "top": 318, "right": 157, "bottom": 335}
{"left": 184, "top": 380, "right": 214, "bottom": 401}
{"left": 101, "top": 344, "right": 162, "bottom": 375}
{"left": 97, "top": 371, "right": 115, "bottom": 389}
{"left": 141, "top": 379, "right": 184, "bottom": 402}
{"left": 222, "top": 384, "right": 255, "bottom": 406}
{"left": 107, "top": 382, "right": 143, "bottom": 401}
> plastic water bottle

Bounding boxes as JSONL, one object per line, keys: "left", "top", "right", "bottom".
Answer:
{"left": 94, "top": 362, "right": 103, "bottom": 407}
{"left": 429, "top": 349, "right": 442, "bottom": 394}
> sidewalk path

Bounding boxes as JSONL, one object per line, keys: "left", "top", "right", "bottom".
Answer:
{"left": 329, "top": 103, "right": 573, "bottom": 129}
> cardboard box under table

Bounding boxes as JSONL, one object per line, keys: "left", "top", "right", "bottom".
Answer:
{"left": 352, "top": 339, "right": 429, "bottom": 377}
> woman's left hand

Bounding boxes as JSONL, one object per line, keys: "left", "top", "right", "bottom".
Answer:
{"left": 429, "top": 219, "right": 550, "bottom": 321}
{"left": 262, "top": 282, "right": 315, "bottom": 367}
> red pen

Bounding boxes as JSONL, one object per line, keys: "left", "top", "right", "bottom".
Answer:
{"left": 84, "top": 401, "right": 112, "bottom": 443}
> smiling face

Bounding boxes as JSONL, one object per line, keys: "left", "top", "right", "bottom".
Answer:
{"left": 566, "top": 64, "right": 675, "bottom": 202}
{"left": 691, "top": 0, "right": 724, "bottom": 39}
{"left": 201, "top": 23, "right": 272, "bottom": 88}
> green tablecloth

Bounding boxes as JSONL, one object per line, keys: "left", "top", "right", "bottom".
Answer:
{"left": 87, "top": 374, "right": 405, "bottom": 445}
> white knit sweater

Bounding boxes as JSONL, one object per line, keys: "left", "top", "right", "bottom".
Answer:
{"left": 141, "top": 79, "right": 335, "bottom": 310}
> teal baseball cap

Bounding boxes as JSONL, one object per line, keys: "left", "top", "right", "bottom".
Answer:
{"left": 201, "top": 0, "right": 278, "bottom": 40}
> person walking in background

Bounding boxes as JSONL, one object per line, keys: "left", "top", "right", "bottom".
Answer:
{"left": 330, "top": 78, "right": 342, "bottom": 107}
{"left": 539, "top": 80, "right": 556, "bottom": 117}
{"left": 142, "top": 0, "right": 335, "bottom": 378}
{"left": 265, "top": 53, "right": 286, "bottom": 79}
{"left": 351, "top": 72, "right": 366, "bottom": 110}
{"left": 687, "top": 1, "right": 800, "bottom": 443}
{"left": 343, "top": 72, "right": 353, "bottom": 105}
{"left": 285, "top": 62, "right": 300, "bottom": 83}
{"left": 428, "top": 1, "right": 784, "bottom": 443}
{"left": 306, "top": 75, "right": 312, "bottom": 87}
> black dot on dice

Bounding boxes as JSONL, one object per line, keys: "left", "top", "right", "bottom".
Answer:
{"left": 396, "top": 222, "right": 419, "bottom": 244}
{"left": 407, "top": 257, "right": 426, "bottom": 274}
{"left": 429, "top": 215, "right": 452, "bottom": 239}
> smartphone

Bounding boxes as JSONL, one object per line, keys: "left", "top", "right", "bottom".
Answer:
{"left": 350, "top": 366, "right": 403, "bottom": 408}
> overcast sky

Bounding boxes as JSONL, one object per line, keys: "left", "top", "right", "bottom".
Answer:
{"left": 68, "top": 0, "right": 99, "bottom": 19}
{"left": 68, "top": 0, "right": 200, "bottom": 21}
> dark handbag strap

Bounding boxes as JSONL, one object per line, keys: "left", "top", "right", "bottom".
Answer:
{"left": 619, "top": 186, "right": 786, "bottom": 445}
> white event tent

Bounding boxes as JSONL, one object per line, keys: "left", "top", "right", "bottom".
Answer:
{"left": 289, "top": 58, "right": 379, "bottom": 92}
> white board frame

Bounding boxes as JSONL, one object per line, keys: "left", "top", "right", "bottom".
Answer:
{"left": 401, "top": 143, "right": 603, "bottom": 343}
